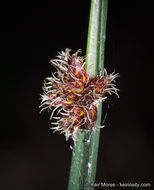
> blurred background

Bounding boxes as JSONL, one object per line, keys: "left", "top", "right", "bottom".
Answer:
{"left": 1, "top": 0, "right": 153, "bottom": 189}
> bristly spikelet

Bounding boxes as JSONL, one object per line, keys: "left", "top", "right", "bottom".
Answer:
{"left": 40, "top": 49, "right": 119, "bottom": 140}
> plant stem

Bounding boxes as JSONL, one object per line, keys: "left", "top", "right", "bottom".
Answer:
{"left": 85, "top": 1, "right": 108, "bottom": 189}
{"left": 68, "top": 0, "right": 108, "bottom": 189}
{"left": 68, "top": 131, "right": 89, "bottom": 190}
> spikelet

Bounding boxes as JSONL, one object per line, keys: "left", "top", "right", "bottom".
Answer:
{"left": 40, "top": 49, "right": 119, "bottom": 140}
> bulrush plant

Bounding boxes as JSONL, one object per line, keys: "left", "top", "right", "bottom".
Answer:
{"left": 39, "top": 0, "right": 119, "bottom": 189}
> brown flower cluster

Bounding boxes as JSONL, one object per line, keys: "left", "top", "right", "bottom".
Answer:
{"left": 40, "top": 49, "right": 119, "bottom": 140}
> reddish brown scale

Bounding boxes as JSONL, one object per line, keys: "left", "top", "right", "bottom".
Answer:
{"left": 85, "top": 104, "right": 98, "bottom": 130}
{"left": 59, "top": 107, "right": 85, "bottom": 134}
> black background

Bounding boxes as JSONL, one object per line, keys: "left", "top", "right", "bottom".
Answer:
{"left": 1, "top": 0, "right": 154, "bottom": 189}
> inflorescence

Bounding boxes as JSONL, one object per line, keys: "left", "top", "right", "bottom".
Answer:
{"left": 40, "top": 49, "right": 119, "bottom": 140}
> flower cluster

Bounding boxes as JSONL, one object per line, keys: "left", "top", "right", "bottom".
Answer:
{"left": 40, "top": 49, "right": 119, "bottom": 140}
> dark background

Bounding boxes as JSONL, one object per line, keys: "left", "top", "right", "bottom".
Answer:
{"left": 1, "top": 0, "right": 153, "bottom": 189}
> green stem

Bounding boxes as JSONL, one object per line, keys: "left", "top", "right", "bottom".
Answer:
{"left": 68, "top": 0, "right": 108, "bottom": 190}
{"left": 85, "top": 1, "right": 108, "bottom": 189}
{"left": 68, "top": 132, "right": 89, "bottom": 190}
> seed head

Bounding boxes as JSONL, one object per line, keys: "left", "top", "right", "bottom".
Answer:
{"left": 40, "top": 49, "right": 119, "bottom": 140}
